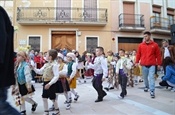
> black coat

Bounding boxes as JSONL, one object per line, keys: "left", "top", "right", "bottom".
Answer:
{"left": 0, "top": 6, "right": 15, "bottom": 88}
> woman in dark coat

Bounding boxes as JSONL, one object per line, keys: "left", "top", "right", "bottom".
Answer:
{"left": 0, "top": 6, "right": 20, "bottom": 115}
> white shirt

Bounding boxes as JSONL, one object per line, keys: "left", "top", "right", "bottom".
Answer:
{"left": 116, "top": 57, "right": 133, "bottom": 74}
{"left": 88, "top": 55, "right": 108, "bottom": 78}
{"left": 34, "top": 62, "right": 59, "bottom": 85}
{"left": 69, "top": 63, "right": 77, "bottom": 79}
{"left": 58, "top": 63, "right": 68, "bottom": 76}
{"left": 164, "top": 47, "right": 171, "bottom": 59}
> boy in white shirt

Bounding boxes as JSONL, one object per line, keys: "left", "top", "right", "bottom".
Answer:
{"left": 32, "top": 49, "right": 60, "bottom": 115}
{"left": 116, "top": 49, "right": 133, "bottom": 99}
{"left": 88, "top": 47, "right": 108, "bottom": 102}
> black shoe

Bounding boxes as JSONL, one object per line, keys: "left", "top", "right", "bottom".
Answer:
{"left": 144, "top": 87, "right": 148, "bottom": 92}
{"left": 74, "top": 94, "right": 80, "bottom": 101}
{"left": 104, "top": 87, "right": 109, "bottom": 91}
{"left": 124, "top": 91, "right": 127, "bottom": 96}
{"left": 109, "top": 87, "right": 114, "bottom": 90}
{"left": 31, "top": 103, "right": 38, "bottom": 112}
{"left": 21, "top": 111, "right": 26, "bottom": 115}
{"left": 102, "top": 92, "right": 107, "bottom": 98}
{"left": 95, "top": 99, "right": 103, "bottom": 102}
{"left": 150, "top": 91, "right": 155, "bottom": 98}
{"left": 52, "top": 108, "right": 60, "bottom": 115}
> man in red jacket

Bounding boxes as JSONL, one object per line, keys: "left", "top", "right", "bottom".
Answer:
{"left": 136, "top": 31, "right": 161, "bottom": 98}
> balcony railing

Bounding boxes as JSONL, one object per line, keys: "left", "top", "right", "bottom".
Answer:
{"left": 119, "top": 13, "right": 145, "bottom": 29}
{"left": 17, "top": 7, "right": 108, "bottom": 26}
{"left": 150, "top": 16, "right": 175, "bottom": 30}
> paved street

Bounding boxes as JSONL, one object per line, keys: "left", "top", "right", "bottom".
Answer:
{"left": 7, "top": 75, "right": 175, "bottom": 115}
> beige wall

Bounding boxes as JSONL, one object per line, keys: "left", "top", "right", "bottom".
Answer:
{"left": 14, "top": 0, "right": 112, "bottom": 54}
{"left": 13, "top": 0, "right": 174, "bottom": 54}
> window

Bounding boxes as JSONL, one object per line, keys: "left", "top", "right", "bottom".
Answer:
{"left": 167, "top": 9, "right": 174, "bottom": 26}
{"left": 153, "top": 5, "right": 161, "bottom": 24}
{"left": 167, "top": 15, "right": 174, "bottom": 26}
{"left": 84, "top": 0, "right": 97, "bottom": 21}
{"left": 153, "top": 12, "right": 161, "bottom": 23}
{"left": 86, "top": 37, "right": 98, "bottom": 53}
{"left": 56, "top": 0, "right": 71, "bottom": 21}
{"left": 29, "top": 36, "right": 40, "bottom": 52}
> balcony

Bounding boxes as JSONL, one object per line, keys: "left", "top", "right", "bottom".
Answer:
{"left": 119, "top": 13, "right": 145, "bottom": 32}
{"left": 150, "top": 16, "right": 175, "bottom": 34}
{"left": 17, "top": 7, "right": 108, "bottom": 26}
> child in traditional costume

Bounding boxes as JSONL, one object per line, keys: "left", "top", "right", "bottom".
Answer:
{"left": 33, "top": 49, "right": 60, "bottom": 115}
{"left": 49, "top": 53, "right": 71, "bottom": 111}
{"left": 13, "top": 51, "right": 37, "bottom": 115}
{"left": 116, "top": 49, "right": 133, "bottom": 99}
{"left": 104, "top": 50, "right": 114, "bottom": 91}
{"left": 87, "top": 47, "right": 108, "bottom": 102}
{"left": 66, "top": 52, "right": 80, "bottom": 102}
{"left": 84, "top": 53, "right": 94, "bottom": 79}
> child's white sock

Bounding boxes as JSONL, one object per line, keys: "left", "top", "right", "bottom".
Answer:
{"left": 51, "top": 100, "right": 59, "bottom": 109}
{"left": 43, "top": 98, "right": 48, "bottom": 111}
{"left": 20, "top": 101, "right": 26, "bottom": 112}
{"left": 24, "top": 97, "right": 35, "bottom": 105}
{"left": 71, "top": 89, "right": 77, "bottom": 96}
{"left": 64, "top": 92, "right": 69, "bottom": 101}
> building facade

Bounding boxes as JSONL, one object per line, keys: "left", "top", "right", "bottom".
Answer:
{"left": 112, "top": 0, "right": 175, "bottom": 52}
{"left": 8, "top": 0, "right": 175, "bottom": 53}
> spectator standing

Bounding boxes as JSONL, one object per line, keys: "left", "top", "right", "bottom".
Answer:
{"left": 136, "top": 31, "right": 161, "bottom": 98}
{"left": 161, "top": 39, "right": 175, "bottom": 74}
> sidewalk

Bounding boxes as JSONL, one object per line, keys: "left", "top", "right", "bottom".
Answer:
{"left": 7, "top": 76, "right": 175, "bottom": 115}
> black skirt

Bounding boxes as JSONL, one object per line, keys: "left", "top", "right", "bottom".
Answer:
{"left": 55, "top": 78, "right": 70, "bottom": 93}
{"left": 42, "top": 81, "right": 56, "bottom": 100}
{"left": 18, "top": 83, "right": 35, "bottom": 96}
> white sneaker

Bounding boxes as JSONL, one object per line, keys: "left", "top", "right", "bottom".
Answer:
{"left": 171, "top": 88, "right": 175, "bottom": 92}
{"left": 118, "top": 95, "right": 124, "bottom": 99}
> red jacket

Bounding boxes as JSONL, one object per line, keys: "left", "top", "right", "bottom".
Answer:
{"left": 136, "top": 40, "right": 162, "bottom": 66}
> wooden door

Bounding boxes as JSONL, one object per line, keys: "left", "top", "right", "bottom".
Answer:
{"left": 52, "top": 32, "right": 76, "bottom": 51}
{"left": 118, "top": 43, "right": 139, "bottom": 52}
{"left": 123, "top": 2, "right": 135, "bottom": 26}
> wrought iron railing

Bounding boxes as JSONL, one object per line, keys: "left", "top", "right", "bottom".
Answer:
{"left": 150, "top": 16, "right": 175, "bottom": 30}
{"left": 17, "top": 7, "right": 108, "bottom": 23}
{"left": 119, "top": 13, "right": 145, "bottom": 27}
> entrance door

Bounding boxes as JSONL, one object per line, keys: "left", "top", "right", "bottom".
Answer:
{"left": 118, "top": 37, "right": 142, "bottom": 52}
{"left": 52, "top": 31, "right": 76, "bottom": 51}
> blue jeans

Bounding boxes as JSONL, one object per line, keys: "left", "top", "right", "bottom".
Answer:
{"left": 142, "top": 66, "right": 156, "bottom": 92}
{"left": 0, "top": 87, "right": 20, "bottom": 115}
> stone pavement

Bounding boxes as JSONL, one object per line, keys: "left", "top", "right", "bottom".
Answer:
{"left": 7, "top": 76, "right": 175, "bottom": 115}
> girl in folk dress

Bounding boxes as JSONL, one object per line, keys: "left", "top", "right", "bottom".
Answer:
{"left": 75, "top": 51, "right": 84, "bottom": 83}
{"left": 104, "top": 50, "right": 114, "bottom": 91}
{"left": 91, "top": 52, "right": 96, "bottom": 75}
{"left": 131, "top": 50, "right": 141, "bottom": 85}
{"left": 32, "top": 49, "right": 60, "bottom": 115}
{"left": 84, "top": 53, "right": 94, "bottom": 79}
{"left": 66, "top": 53, "right": 80, "bottom": 102}
{"left": 111, "top": 54, "right": 120, "bottom": 89}
{"left": 49, "top": 53, "right": 71, "bottom": 111}
{"left": 13, "top": 51, "right": 37, "bottom": 115}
